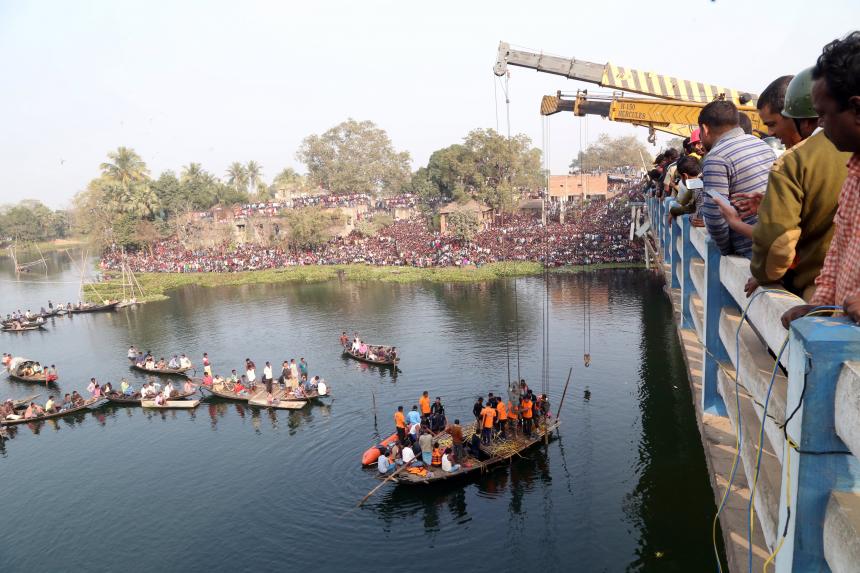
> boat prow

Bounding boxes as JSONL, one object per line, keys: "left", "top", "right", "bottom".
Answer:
{"left": 141, "top": 399, "right": 200, "bottom": 409}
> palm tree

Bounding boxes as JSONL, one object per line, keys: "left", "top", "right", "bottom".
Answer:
{"left": 181, "top": 162, "right": 204, "bottom": 183}
{"left": 100, "top": 147, "right": 149, "bottom": 187}
{"left": 226, "top": 162, "right": 249, "bottom": 194}
{"left": 246, "top": 161, "right": 264, "bottom": 195}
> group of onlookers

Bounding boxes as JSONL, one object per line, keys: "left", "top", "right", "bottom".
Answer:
{"left": 653, "top": 32, "right": 860, "bottom": 326}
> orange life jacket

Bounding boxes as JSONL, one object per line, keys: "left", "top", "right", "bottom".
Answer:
{"left": 419, "top": 396, "right": 431, "bottom": 414}
{"left": 496, "top": 401, "right": 507, "bottom": 421}
{"left": 431, "top": 448, "right": 442, "bottom": 466}
{"left": 521, "top": 399, "right": 533, "bottom": 419}
{"left": 507, "top": 400, "right": 518, "bottom": 419}
{"left": 395, "top": 411, "right": 406, "bottom": 429}
{"left": 481, "top": 406, "right": 496, "bottom": 429}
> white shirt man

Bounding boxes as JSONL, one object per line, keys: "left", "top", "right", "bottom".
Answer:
{"left": 441, "top": 453, "right": 459, "bottom": 473}
{"left": 402, "top": 446, "right": 416, "bottom": 465}
{"left": 317, "top": 381, "right": 327, "bottom": 396}
{"left": 179, "top": 355, "right": 192, "bottom": 369}
{"left": 127, "top": 347, "right": 137, "bottom": 360}
{"left": 168, "top": 356, "right": 179, "bottom": 369}
{"left": 246, "top": 367, "right": 256, "bottom": 384}
{"left": 351, "top": 339, "right": 360, "bottom": 353}
{"left": 263, "top": 364, "right": 273, "bottom": 380}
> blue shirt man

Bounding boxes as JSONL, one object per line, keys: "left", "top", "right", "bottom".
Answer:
{"left": 405, "top": 406, "right": 421, "bottom": 426}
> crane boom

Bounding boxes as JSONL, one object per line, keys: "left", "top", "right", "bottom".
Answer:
{"left": 540, "top": 92, "right": 766, "bottom": 139}
{"left": 495, "top": 41, "right": 757, "bottom": 106}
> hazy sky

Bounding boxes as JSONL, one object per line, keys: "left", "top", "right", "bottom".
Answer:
{"left": 0, "top": 0, "right": 855, "bottom": 208}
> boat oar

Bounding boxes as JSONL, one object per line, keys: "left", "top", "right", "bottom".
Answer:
{"left": 342, "top": 465, "right": 407, "bottom": 518}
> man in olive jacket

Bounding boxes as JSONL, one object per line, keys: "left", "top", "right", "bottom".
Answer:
{"left": 747, "top": 68, "right": 850, "bottom": 300}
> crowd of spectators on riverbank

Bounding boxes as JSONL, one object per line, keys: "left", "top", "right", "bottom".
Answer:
{"left": 100, "top": 196, "right": 641, "bottom": 273}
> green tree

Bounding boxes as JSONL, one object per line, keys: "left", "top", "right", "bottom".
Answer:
{"left": 446, "top": 210, "right": 480, "bottom": 242}
{"left": 226, "top": 162, "right": 249, "bottom": 195}
{"left": 569, "top": 134, "right": 651, "bottom": 172}
{"left": 100, "top": 146, "right": 149, "bottom": 187}
{"left": 271, "top": 167, "right": 307, "bottom": 198}
{"left": 406, "top": 167, "right": 441, "bottom": 206}
{"left": 297, "top": 118, "right": 411, "bottom": 195}
{"left": 282, "top": 207, "right": 345, "bottom": 250}
{"left": 246, "top": 160, "right": 268, "bottom": 198}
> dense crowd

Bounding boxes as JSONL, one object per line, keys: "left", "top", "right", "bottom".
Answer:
{"left": 100, "top": 195, "right": 641, "bottom": 273}
{"left": 647, "top": 32, "right": 860, "bottom": 327}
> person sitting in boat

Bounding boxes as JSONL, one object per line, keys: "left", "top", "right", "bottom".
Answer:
{"left": 44, "top": 396, "right": 56, "bottom": 414}
{"left": 233, "top": 380, "right": 247, "bottom": 396}
{"left": 71, "top": 391, "right": 84, "bottom": 406}
{"left": 377, "top": 447, "right": 396, "bottom": 474}
{"left": 201, "top": 372, "right": 213, "bottom": 386}
{"left": 0, "top": 399, "right": 18, "bottom": 420}
{"left": 367, "top": 348, "right": 377, "bottom": 361}
{"left": 339, "top": 331, "right": 349, "bottom": 347}
{"left": 359, "top": 343, "right": 368, "bottom": 356}
{"left": 87, "top": 378, "right": 97, "bottom": 395}
{"left": 183, "top": 380, "right": 195, "bottom": 394}
{"left": 46, "top": 365, "right": 58, "bottom": 382}
{"left": 317, "top": 379, "right": 327, "bottom": 397}
{"left": 24, "top": 309, "right": 32, "bottom": 320}
{"left": 144, "top": 356, "right": 156, "bottom": 370}
{"left": 351, "top": 338, "right": 360, "bottom": 353}
{"left": 34, "top": 316, "right": 44, "bottom": 324}
{"left": 140, "top": 383, "right": 153, "bottom": 398}
{"left": 229, "top": 370, "right": 238, "bottom": 383}
{"left": 163, "top": 382, "right": 175, "bottom": 398}
{"left": 300, "top": 373, "right": 309, "bottom": 390}
{"left": 156, "top": 357, "right": 167, "bottom": 370}
{"left": 401, "top": 442, "right": 420, "bottom": 467}
{"left": 292, "top": 385, "right": 306, "bottom": 399}
{"left": 92, "top": 383, "right": 102, "bottom": 398}
{"left": 120, "top": 379, "right": 132, "bottom": 395}
{"left": 103, "top": 382, "right": 113, "bottom": 395}
{"left": 24, "top": 402, "right": 44, "bottom": 418}
{"left": 441, "top": 447, "right": 460, "bottom": 473}
{"left": 179, "top": 354, "right": 192, "bottom": 369}
{"left": 61, "top": 394, "right": 72, "bottom": 410}
{"left": 154, "top": 393, "right": 165, "bottom": 406}
{"left": 212, "top": 374, "right": 225, "bottom": 387}
{"left": 431, "top": 442, "right": 443, "bottom": 467}
{"left": 168, "top": 355, "right": 180, "bottom": 369}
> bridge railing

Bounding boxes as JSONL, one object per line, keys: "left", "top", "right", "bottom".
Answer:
{"left": 647, "top": 197, "right": 860, "bottom": 573}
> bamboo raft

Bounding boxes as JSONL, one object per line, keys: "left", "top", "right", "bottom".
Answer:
{"left": 385, "top": 419, "right": 560, "bottom": 485}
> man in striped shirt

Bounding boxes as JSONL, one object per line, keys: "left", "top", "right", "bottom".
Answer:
{"left": 698, "top": 100, "right": 776, "bottom": 257}
{"left": 783, "top": 31, "right": 860, "bottom": 326}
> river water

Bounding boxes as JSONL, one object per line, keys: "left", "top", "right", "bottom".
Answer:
{"left": 0, "top": 251, "right": 722, "bottom": 572}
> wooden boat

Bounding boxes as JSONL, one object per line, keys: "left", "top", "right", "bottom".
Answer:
{"left": 5, "top": 358, "right": 56, "bottom": 383}
{"left": 247, "top": 387, "right": 308, "bottom": 410}
{"left": 1, "top": 323, "right": 45, "bottom": 333}
{"left": 105, "top": 385, "right": 197, "bottom": 405}
{"left": 129, "top": 361, "right": 191, "bottom": 377}
{"left": 0, "top": 396, "right": 103, "bottom": 426}
{"left": 342, "top": 344, "right": 399, "bottom": 366}
{"left": 386, "top": 420, "right": 560, "bottom": 486}
{"left": 6, "top": 394, "right": 41, "bottom": 408}
{"left": 198, "top": 382, "right": 252, "bottom": 402}
{"left": 141, "top": 399, "right": 200, "bottom": 409}
{"left": 68, "top": 301, "right": 119, "bottom": 314}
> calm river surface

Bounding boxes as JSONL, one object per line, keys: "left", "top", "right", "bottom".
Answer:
{"left": 0, "top": 252, "right": 720, "bottom": 572}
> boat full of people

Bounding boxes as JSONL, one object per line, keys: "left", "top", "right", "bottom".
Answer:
{"left": 3, "top": 355, "right": 58, "bottom": 384}
{"left": 105, "top": 378, "right": 198, "bottom": 405}
{"left": 0, "top": 393, "right": 103, "bottom": 426}
{"left": 340, "top": 332, "right": 399, "bottom": 366}
{"left": 127, "top": 347, "right": 193, "bottom": 376}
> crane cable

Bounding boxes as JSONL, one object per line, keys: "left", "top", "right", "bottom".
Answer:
{"left": 578, "top": 116, "right": 592, "bottom": 367}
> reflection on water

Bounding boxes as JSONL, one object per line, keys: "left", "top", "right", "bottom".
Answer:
{"left": 0, "top": 264, "right": 719, "bottom": 572}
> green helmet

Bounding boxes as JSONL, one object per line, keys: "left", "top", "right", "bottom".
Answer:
{"left": 782, "top": 67, "right": 817, "bottom": 119}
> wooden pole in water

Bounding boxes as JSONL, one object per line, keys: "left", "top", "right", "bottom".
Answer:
{"left": 555, "top": 367, "right": 573, "bottom": 421}
{"left": 354, "top": 465, "right": 407, "bottom": 509}
{"left": 371, "top": 391, "right": 377, "bottom": 429}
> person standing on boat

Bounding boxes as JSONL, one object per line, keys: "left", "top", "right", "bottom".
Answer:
{"left": 299, "top": 358, "right": 308, "bottom": 380}
{"left": 87, "top": 378, "right": 97, "bottom": 395}
{"left": 480, "top": 402, "right": 496, "bottom": 445}
{"left": 418, "top": 426, "right": 433, "bottom": 465}
{"left": 202, "top": 353, "right": 212, "bottom": 377}
{"left": 419, "top": 391, "right": 431, "bottom": 424}
{"left": 46, "top": 365, "right": 58, "bottom": 383}
{"left": 279, "top": 361, "right": 291, "bottom": 390}
{"left": 446, "top": 419, "right": 464, "bottom": 462}
{"left": 245, "top": 359, "right": 256, "bottom": 390}
{"left": 263, "top": 362, "right": 274, "bottom": 394}
{"left": 520, "top": 396, "right": 534, "bottom": 437}
{"left": 473, "top": 396, "right": 484, "bottom": 426}
{"left": 394, "top": 405, "right": 407, "bottom": 445}
{"left": 495, "top": 398, "right": 507, "bottom": 439}
{"left": 127, "top": 346, "right": 137, "bottom": 361}
{"left": 507, "top": 398, "right": 519, "bottom": 437}
{"left": 289, "top": 359, "right": 299, "bottom": 381}
{"left": 406, "top": 405, "right": 421, "bottom": 427}
{"left": 430, "top": 397, "right": 446, "bottom": 432}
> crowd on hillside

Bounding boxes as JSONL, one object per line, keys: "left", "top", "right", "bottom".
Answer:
{"left": 100, "top": 195, "right": 640, "bottom": 273}
{"left": 648, "top": 32, "right": 860, "bottom": 326}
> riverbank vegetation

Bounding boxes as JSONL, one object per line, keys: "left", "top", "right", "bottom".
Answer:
{"left": 90, "top": 262, "right": 644, "bottom": 303}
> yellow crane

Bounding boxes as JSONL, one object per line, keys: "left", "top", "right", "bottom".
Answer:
{"left": 540, "top": 91, "right": 767, "bottom": 141}
{"left": 495, "top": 41, "right": 757, "bottom": 105}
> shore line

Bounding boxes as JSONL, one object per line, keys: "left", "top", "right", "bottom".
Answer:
{"left": 87, "top": 262, "right": 646, "bottom": 303}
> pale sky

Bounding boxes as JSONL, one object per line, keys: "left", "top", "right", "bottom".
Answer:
{"left": 0, "top": 0, "right": 855, "bottom": 208}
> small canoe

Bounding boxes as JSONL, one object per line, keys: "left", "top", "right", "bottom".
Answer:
{"left": 342, "top": 345, "right": 399, "bottom": 366}
{"left": 362, "top": 432, "right": 399, "bottom": 466}
{"left": 68, "top": 302, "right": 119, "bottom": 314}
{"left": 198, "top": 383, "right": 252, "bottom": 402}
{"left": 141, "top": 399, "right": 200, "bottom": 409}
{"left": 247, "top": 394, "right": 308, "bottom": 410}
{"left": 106, "top": 386, "right": 197, "bottom": 405}
{"left": 2, "top": 324, "right": 45, "bottom": 333}
{"left": 6, "top": 358, "right": 56, "bottom": 383}
{"left": 7, "top": 371, "right": 56, "bottom": 384}
{"left": 0, "top": 396, "right": 103, "bottom": 426}
{"left": 129, "top": 363, "right": 191, "bottom": 377}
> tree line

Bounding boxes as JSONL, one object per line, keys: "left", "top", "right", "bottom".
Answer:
{"left": 15, "top": 119, "right": 646, "bottom": 249}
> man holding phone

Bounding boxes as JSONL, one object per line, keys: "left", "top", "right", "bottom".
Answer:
{"left": 698, "top": 100, "right": 775, "bottom": 258}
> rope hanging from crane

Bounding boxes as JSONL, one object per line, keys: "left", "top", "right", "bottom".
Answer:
{"left": 577, "top": 116, "right": 593, "bottom": 367}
